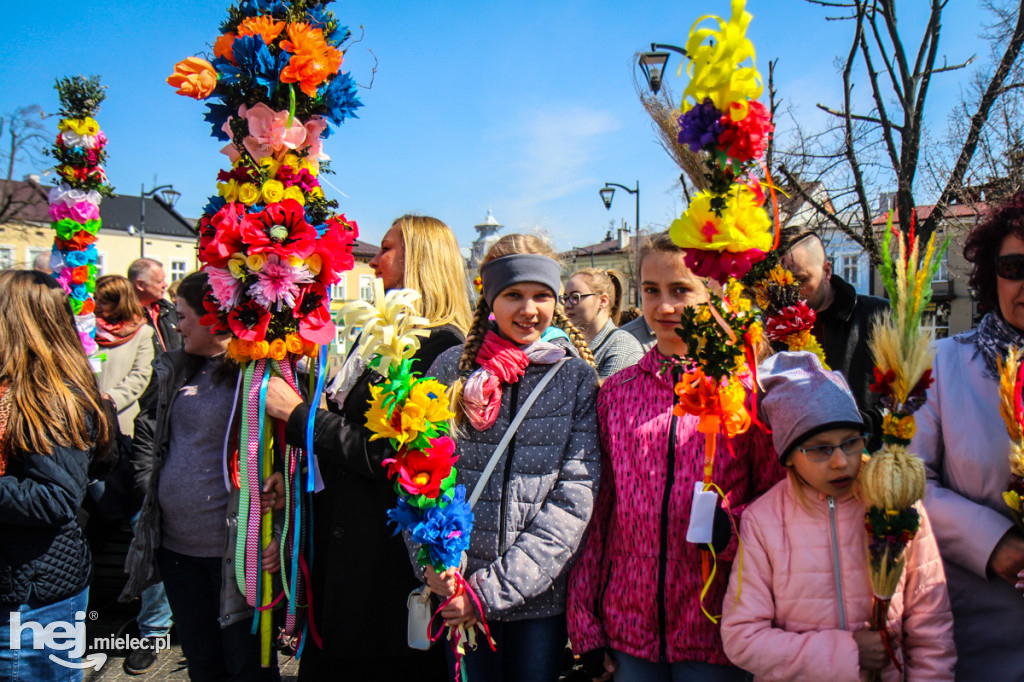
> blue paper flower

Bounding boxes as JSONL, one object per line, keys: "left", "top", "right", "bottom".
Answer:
{"left": 239, "top": 0, "right": 288, "bottom": 18}
{"left": 321, "top": 71, "right": 362, "bottom": 129}
{"left": 204, "top": 103, "right": 234, "bottom": 142}
{"left": 203, "top": 195, "right": 228, "bottom": 216}
{"left": 387, "top": 496, "right": 423, "bottom": 534}
{"left": 218, "top": 36, "right": 280, "bottom": 96}
{"left": 678, "top": 97, "right": 724, "bottom": 152}
{"left": 409, "top": 485, "right": 474, "bottom": 569}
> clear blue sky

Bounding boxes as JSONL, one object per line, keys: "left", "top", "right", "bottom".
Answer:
{"left": 3, "top": 0, "right": 990, "bottom": 252}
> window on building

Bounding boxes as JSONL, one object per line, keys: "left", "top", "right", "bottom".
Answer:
{"left": 170, "top": 260, "right": 188, "bottom": 282}
{"left": 0, "top": 246, "right": 13, "bottom": 270}
{"left": 331, "top": 279, "right": 347, "bottom": 301}
{"left": 921, "top": 302, "right": 951, "bottom": 339}
{"left": 26, "top": 247, "right": 50, "bottom": 271}
{"left": 840, "top": 253, "right": 860, "bottom": 288}
{"left": 933, "top": 251, "right": 949, "bottom": 282}
{"left": 359, "top": 274, "right": 374, "bottom": 301}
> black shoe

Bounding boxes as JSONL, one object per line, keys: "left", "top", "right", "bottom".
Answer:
{"left": 123, "top": 638, "right": 161, "bottom": 675}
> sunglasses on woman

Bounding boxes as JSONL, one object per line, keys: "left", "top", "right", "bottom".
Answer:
{"left": 997, "top": 254, "right": 1024, "bottom": 281}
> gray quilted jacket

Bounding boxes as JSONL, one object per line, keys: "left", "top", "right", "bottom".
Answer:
{"left": 428, "top": 339, "right": 601, "bottom": 621}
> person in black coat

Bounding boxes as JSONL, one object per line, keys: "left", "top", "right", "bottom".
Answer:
{"left": 0, "top": 270, "right": 112, "bottom": 680}
{"left": 265, "top": 216, "right": 474, "bottom": 681}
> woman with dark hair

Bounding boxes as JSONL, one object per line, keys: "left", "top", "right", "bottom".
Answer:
{"left": 123, "top": 271, "right": 282, "bottom": 681}
{"left": 0, "top": 270, "right": 111, "bottom": 680}
{"left": 912, "top": 189, "right": 1024, "bottom": 679}
{"left": 263, "top": 215, "right": 472, "bottom": 680}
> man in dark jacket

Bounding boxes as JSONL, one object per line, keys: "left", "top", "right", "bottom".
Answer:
{"left": 128, "top": 258, "right": 182, "bottom": 355}
{"left": 781, "top": 230, "right": 888, "bottom": 444}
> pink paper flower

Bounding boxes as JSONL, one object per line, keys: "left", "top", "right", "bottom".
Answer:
{"left": 241, "top": 103, "right": 308, "bottom": 160}
{"left": 247, "top": 254, "right": 313, "bottom": 311}
{"left": 301, "top": 116, "right": 329, "bottom": 160}
{"left": 206, "top": 266, "right": 245, "bottom": 311}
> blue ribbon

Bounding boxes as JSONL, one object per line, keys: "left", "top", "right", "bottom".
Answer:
{"left": 305, "top": 345, "right": 328, "bottom": 492}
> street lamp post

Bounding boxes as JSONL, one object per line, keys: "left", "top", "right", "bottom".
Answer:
{"left": 599, "top": 180, "right": 640, "bottom": 305}
{"left": 638, "top": 43, "right": 688, "bottom": 95}
{"left": 138, "top": 183, "right": 181, "bottom": 258}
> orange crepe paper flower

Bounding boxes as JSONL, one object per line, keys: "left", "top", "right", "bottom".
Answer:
{"left": 279, "top": 22, "right": 343, "bottom": 97}
{"left": 167, "top": 57, "right": 218, "bottom": 100}
{"left": 214, "top": 32, "right": 237, "bottom": 63}
{"left": 238, "top": 15, "right": 285, "bottom": 45}
{"left": 673, "top": 369, "right": 751, "bottom": 439}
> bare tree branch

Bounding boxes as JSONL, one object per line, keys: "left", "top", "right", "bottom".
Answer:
{"left": 815, "top": 103, "right": 903, "bottom": 130}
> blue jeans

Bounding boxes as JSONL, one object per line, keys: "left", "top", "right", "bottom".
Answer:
{"left": 612, "top": 650, "right": 751, "bottom": 682}
{"left": 447, "top": 614, "right": 567, "bottom": 682}
{"left": 130, "top": 511, "right": 172, "bottom": 638}
{"left": 158, "top": 547, "right": 280, "bottom": 682}
{"left": 0, "top": 587, "right": 89, "bottom": 681}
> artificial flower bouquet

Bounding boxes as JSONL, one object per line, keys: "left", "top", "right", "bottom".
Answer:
{"left": 668, "top": 0, "right": 775, "bottom": 283}
{"left": 340, "top": 281, "right": 491, "bottom": 678}
{"left": 167, "top": 0, "right": 363, "bottom": 663}
{"left": 46, "top": 75, "right": 114, "bottom": 365}
{"left": 997, "top": 347, "right": 1024, "bottom": 533}
{"left": 746, "top": 255, "right": 828, "bottom": 366}
{"left": 860, "top": 216, "right": 948, "bottom": 678}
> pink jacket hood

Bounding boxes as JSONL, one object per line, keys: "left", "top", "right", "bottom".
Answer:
{"left": 720, "top": 477, "right": 956, "bottom": 681}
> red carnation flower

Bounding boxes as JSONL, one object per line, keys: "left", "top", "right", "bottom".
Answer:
{"left": 312, "top": 215, "right": 358, "bottom": 285}
{"left": 198, "top": 203, "right": 247, "bottom": 268}
{"left": 227, "top": 298, "right": 271, "bottom": 342}
{"left": 200, "top": 291, "right": 231, "bottom": 335}
{"left": 765, "top": 301, "right": 816, "bottom": 341}
{"left": 717, "top": 100, "right": 774, "bottom": 163}
{"left": 869, "top": 367, "right": 897, "bottom": 396}
{"left": 239, "top": 199, "right": 317, "bottom": 259}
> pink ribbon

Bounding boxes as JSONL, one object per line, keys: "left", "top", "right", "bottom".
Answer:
{"left": 428, "top": 572, "right": 497, "bottom": 682}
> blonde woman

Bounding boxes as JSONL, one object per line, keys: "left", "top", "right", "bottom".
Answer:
{"left": 564, "top": 268, "right": 644, "bottom": 379}
{"left": 265, "top": 215, "right": 472, "bottom": 680}
{"left": 0, "top": 270, "right": 111, "bottom": 679}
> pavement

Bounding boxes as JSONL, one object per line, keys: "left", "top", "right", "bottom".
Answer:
{"left": 80, "top": 596, "right": 299, "bottom": 681}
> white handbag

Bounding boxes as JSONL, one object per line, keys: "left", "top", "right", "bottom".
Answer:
{"left": 405, "top": 359, "right": 568, "bottom": 650}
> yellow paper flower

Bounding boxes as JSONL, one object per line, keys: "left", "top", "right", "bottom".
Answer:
{"left": 670, "top": 186, "right": 772, "bottom": 254}
{"left": 307, "top": 186, "right": 324, "bottom": 199}
{"left": 218, "top": 179, "right": 240, "bottom": 203}
{"left": 365, "top": 384, "right": 427, "bottom": 447}
{"left": 247, "top": 253, "right": 268, "bottom": 272}
{"left": 1004, "top": 490, "right": 1022, "bottom": 512}
{"left": 261, "top": 179, "right": 285, "bottom": 204}
{"left": 299, "top": 158, "right": 320, "bottom": 176}
{"left": 283, "top": 185, "right": 306, "bottom": 205}
{"left": 259, "top": 156, "right": 282, "bottom": 179}
{"left": 280, "top": 153, "right": 301, "bottom": 169}
{"left": 238, "top": 182, "right": 260, "bottom": 206}
{"left": 269, "top": 338, "right": 288, "bottom": 361}
{"left": 409, "top": 379, "right": 456, "bottom": 425}
{"left": 59, "top": 117, "right": 101, "bottom": 135}
{"left": 228, "top": 253, "right": 248, "bottom": 278}
{"left": 882, "top": 414, "right": 916, "bottom": 441}
{"left": 682, "top": 0, "right": 763, "bottom": 119}
{"left": 250, "top": 340, "right": 270, "bottom": 360}
{"left": 305, "top": 253, "right": 323, "bottom": 277}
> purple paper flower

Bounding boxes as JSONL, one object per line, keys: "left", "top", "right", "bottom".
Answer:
{"left": 678, "top": 97, "right": 725, "bottom": 152}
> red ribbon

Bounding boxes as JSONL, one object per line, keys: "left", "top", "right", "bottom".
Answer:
{"left": 428, "top": 572, "right": 497, "bottom": 682}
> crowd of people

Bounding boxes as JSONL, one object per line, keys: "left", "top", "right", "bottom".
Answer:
{"left": 4, "top": 191, "right": 1024, "bottom": 681}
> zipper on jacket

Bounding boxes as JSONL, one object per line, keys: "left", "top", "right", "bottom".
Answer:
{"left": 827, "top": 496, "right": 846, "bottom": 630}
{"left": 497, "top": 380, "right": 521, "bottom": 555}
{"left": 657, "top": 414, "right": 678, "bottom": 663}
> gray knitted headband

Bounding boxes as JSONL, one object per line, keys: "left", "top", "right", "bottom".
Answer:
{"left": 479, "top": 254, "right": 563, "bottom": 309}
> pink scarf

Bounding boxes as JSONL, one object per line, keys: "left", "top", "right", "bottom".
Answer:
{"left": 464, "top": 331, "right": 566, "bottom": 431}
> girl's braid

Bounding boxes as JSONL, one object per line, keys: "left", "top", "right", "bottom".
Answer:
{"left": 448, "top": 298, "right": 492, "bottom": 429}
{"left": 553, "top": 307, "right": 596, "bottom": 368}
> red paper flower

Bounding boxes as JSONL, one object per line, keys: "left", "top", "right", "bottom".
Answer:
{"left": 227, "top": 298, "right": 271, "bottom": 342}
{"left": 312, "top": 215, "right": 358, "bottom": 285}
{"left": 294, "top": 282, "right": 335, "bottom": 345}
{"left": 198, "top": 203, "right": 247, "bottom": 268}
{"left": 717, "top": 100, "right": 774, "bottom": 163}
{"left": 239, "top": 199, "right": 317, "bottom": 259}
{"left": 200, "top": 291, "right": 230, "bottom": 335}
{"left": 385, "top": 436, "right": 458, "bottom": 499}
{"left": 869, "top": 367, "right": 897, "bottom": 396}
{"left": 765, "top": 301, "right": 816, "bottom": 341}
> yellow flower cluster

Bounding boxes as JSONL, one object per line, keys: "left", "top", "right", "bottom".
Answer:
{"left": 365, "top": 380, "right": 454, "bottom": 448}
{"left": 882, "top": 413, "right": 916, "bottom": 441}
{"left": 670, "top": 186, "right": 772, "bottom": 255}
{"left": 681, "top": 0, "right": 763, "bottom": 120}
{"left": 1004, "top": 490, "right": 1022, "bottom": 513}
{"left": 216, "top": 154, "right": 324, "bottom": 207}
{"left": 58, "top": 117, "right": 100, "bottom": 135}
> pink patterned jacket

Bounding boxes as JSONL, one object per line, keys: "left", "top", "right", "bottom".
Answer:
{"left": 567, "top": 349, "right": 784, "bottom": 665}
